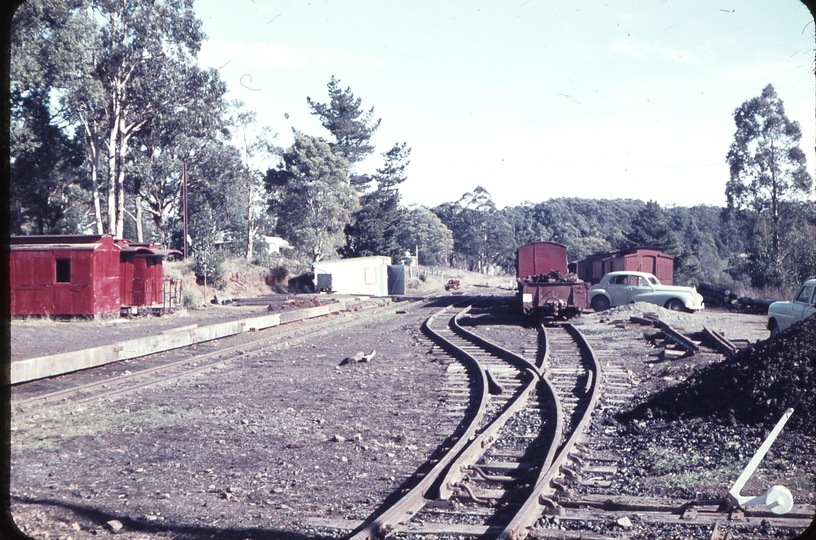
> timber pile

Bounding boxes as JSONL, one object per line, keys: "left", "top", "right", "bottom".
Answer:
{"left": 698, "top": 282, "right": 776, "bottom": 314}
{"left": 697, "top": 282, "right": 738, "bottom": 307}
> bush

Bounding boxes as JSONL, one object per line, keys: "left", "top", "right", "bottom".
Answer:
{"left": 193, "top": 248, "right": 226, "bottom": 290}
{"left": 182, "top": 290, "right": 203, "bottom": 308}
{"left": 267, "top": 265, "right": 289, "bottom": 285}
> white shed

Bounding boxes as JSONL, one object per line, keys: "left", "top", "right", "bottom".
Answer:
{"left": 313, "top": 256, "right": 392, "bottom": 297}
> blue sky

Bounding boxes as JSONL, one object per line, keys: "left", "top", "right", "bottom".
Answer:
{"left": 194, "top": 0, "right": 815, "bottom": 209}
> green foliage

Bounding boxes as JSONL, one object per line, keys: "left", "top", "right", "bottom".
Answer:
{"left": 192, "top": 245, "right": 225, "bottom": 291}
{"left": 434, "top": 187, "right": 516, "bottom": 274}
{"left": 10, "top": 91, "right": 86, "bottom": 234}
{"left": 567, "top": 236, "right": 612, "bottom": 262}
{"left": 182, "top": 290, "right": 202, "bottom": 308}
{"left": 397, "top": 206, "right": 454, "bottom": 267}
{"left": 344, "top": 142, "right": 411, "bottom": 261}
{"left": 622, "top": 201, "right": 680, "bottom": 255}
{"left": 501, "top": 198, "right": 645, "bottom": 252}
{"left": 266, "top": 132, "right": 360, "bottom": 262}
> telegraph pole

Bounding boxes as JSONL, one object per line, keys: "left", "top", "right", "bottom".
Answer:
{"left": 183, "top": 161, "right": 188, "bottom": 259}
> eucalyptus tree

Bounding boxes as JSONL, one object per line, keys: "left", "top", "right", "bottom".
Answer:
{"left": 229, "top": 104, "right": 280, "bottom": 260}
{"left": 50, "top": 0, "right": 210, "bottom": 238}
{"left": 266, "top": 133, "right": 359, "bottom": 262}
{"left": 10, "top": 0, "right": 94, "bottom": 233}
{"left": 307, "top": 75, "right": 381, "bottom": 190}
{"left": 434, "top": 187, "right": 516, "bottom": 273}
{"left": 725, "top": 84, "right": 813, "bottom": 286}
{"left": 396, "top": 206, "right": 454, "bottom": 267}
{"left": 123, "top": 62, "right": 230, "bottom": 243}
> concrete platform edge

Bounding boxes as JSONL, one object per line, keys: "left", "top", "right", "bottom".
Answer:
{"left": 10, "top": 301, "right": 348, "bottom": 384}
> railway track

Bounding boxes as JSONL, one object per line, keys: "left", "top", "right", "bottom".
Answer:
{"left": 349, "top": 302, "right": 602, "bottom": 540}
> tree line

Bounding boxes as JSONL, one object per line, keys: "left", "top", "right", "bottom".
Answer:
{"left": 10, "top": 1, "right": 814, "bottom": 292}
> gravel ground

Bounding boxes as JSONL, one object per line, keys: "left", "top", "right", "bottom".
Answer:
{"left": 7, "top": 294, "right": 815, "bottom": 540}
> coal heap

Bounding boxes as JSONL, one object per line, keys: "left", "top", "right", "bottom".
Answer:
{"left": 620, "top": 316, "right": 815, "bottom": 433}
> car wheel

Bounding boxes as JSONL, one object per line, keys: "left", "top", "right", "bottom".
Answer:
{"left": 591, "top": 296, "right": 610, "bottom": 312}
{"left": 769, "top": 320, "right": 780, "bottom": 337}
{"left": 665, "top": 298, "right": 685, "bottom": 311}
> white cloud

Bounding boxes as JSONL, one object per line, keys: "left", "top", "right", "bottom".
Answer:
{"left": 607, "top": 36, "right": 703, "bottom": 65}
{"left": 199, "top": 40, "right": 386, "bottom": 72}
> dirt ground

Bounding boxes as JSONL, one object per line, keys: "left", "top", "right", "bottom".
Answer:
{"left": 6, "top": 291, "right": 815, "bottom": 540}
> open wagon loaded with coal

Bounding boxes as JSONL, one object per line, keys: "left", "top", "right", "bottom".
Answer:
{"left": 517, "top": 241, "right": 590, "bottom": 318}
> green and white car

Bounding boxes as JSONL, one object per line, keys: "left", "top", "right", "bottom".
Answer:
{"left": 767, "top": 279, "right": 816, "bottom": 336}
{"left": 589, "top": 271, "right": 705, "bottom": 312}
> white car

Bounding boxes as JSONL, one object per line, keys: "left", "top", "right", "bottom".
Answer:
{"left": 767, "top": 279, "right": 816, "bottom": 336}
{"left": 590, "top": 271, "right": 705, "bottom": 312}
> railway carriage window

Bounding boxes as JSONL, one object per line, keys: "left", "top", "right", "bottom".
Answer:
{"left": 56, "top": 259, "right": 71, "bottom": 283}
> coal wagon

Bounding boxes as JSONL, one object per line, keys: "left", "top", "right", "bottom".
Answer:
{"left": 517, "top": 242, "right": 589, "bottom": 318}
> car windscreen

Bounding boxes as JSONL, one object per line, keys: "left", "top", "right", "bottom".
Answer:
{"left": 795, "top": 285, "right": 814, "bottom": 303}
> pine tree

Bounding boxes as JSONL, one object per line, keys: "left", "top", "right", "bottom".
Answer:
{"left": 344, "top": 142, "right": 411, "bottom": 260}
{"left": 624, "top": 201, "right": 679, "bottom": 255}
{"left": 307, "top": 76, "right": 381, "bottom": 190}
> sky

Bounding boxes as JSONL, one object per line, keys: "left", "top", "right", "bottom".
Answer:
{"left": 193, "top": 0, "right": 816, "bottom": 210}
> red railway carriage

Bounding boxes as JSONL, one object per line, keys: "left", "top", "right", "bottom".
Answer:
{"left": 10, "top": 235, "right": 122, "bottom": 317}
{"left": 571, "top": 247, "right": 674, "bottom": 285}
{"left": 517, "top": 242, "right": 589, "bottom": 318}
{"left": 9, "top": 235, "right": 180, "bottom": 317}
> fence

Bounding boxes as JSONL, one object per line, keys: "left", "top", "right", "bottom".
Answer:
{"left": 163, "top": 278, "right": 183, "bottom": 309}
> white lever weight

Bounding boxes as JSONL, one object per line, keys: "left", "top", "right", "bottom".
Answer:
{"left": 726, "top": 390, "right": 805, "bottom": 515}
{"left": 764, "top": 485, "right": 794, "bottom": 515}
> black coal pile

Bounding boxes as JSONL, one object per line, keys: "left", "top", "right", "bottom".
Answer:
{"left": 620, "top": 316, "right": 815, "bottom": 433}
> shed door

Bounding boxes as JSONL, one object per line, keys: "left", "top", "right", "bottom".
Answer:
{"left": 387, "top": 265, "right": 406, "bottom": 295}
{"left": 316, "top": 273, "right": 332, "bottom": 291}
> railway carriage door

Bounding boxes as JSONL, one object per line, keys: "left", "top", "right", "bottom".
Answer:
{"left": 12, "top": 251, "right": 54, "bottom": 314}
